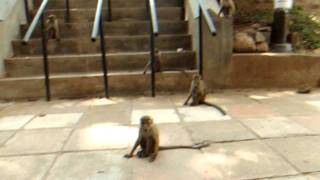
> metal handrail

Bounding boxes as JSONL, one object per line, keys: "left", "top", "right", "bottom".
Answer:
{"left": 22, "top": 0, "right": 51, "bottom": 101}
{"left": 198, "top": 0, "right": 217, "bottom": 35}
{"left": 24, "top": 0, "right": 32, "bottom": 24}
{"left": 65, "top": 0, "right": 70, "bottom": 22}
{"left": 197, "top": 0, "right": 217, "bottom": 76}
{"left": 23, "top": 0, "right": 49, "bottom": 43}
{"left": 146, "top": 0, "right": 159, "bottom": 97}
{"left": 91, "top": 0, "right": 109, "bottom": 98}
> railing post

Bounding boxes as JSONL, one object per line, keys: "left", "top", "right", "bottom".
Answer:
{"left": 146, "top": 0, "right": 156, "bottom": 97}
{"left": 198, "top": 7, "right": 203, "bottom": 77}
{"left": 107, "top": 0, "right": 112, "bottom": 21}
{"left": 40, "top": 14, "right": 51, "bottom": 101}
{"left": 99, "top": 14, "right": 109, "bottom": 98}
{"left": 65, "top": 0, "right": 70, "bottom": 22}
{"left": 24, "top": 0, "right": 32, "bottom": 24}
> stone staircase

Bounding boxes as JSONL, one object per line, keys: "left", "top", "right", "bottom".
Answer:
{"left": 0, "top": 0, "right": 197, "bottom": 100}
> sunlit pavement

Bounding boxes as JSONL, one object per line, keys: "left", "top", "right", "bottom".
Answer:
{"left": 0, "top": 90, "right": 320, "bottom": 180}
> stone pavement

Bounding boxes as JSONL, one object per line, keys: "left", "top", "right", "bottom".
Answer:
{"left": 0, "top": 90, "right": 320, "bottom": 180}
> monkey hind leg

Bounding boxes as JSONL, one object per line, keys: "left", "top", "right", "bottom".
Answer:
{"left": 137, "top": 150, "right": 149, "bottom": 158}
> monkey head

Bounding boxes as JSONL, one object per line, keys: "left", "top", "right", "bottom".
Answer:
{"left": 140, "top": 116, "right": 153, "bottom": 131}
{"left": 48, "top": 15, "right": 57, "bottom": 22}
{"left": 193, "top": 74, "right": 202, "bottom": 81}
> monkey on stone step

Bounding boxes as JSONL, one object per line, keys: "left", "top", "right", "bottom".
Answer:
{"left": 143, "top": 50, "right": 188, "bottom": 74}
{"left": 124, "top": 116, "right": 209, "bottom": 162}
{"left": 218, "top": 0, "right": 236, "bottom": 18}
{"left": 46, "top": 15, "right": 60, "bottom": 41}
{"left": 184, "top": 74, "right": 227, "bottom": 116}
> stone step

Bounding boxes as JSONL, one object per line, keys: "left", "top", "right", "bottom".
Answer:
{"left": 33, "top": 7, "right": 183, "bottom": 23}
{"left": 13, "top": 34, "right": 191, "bottom": 56}
{"left": 34, "top": 0, "right": 183, "bottom": 9}
{"left": 5, "top": 51, "right": 196, "bottom": 77}
{"left": 0, "top": 70, "right": 195, "bottom": 100}
{"left": 21, "top": 21, "right": 188, "bottom": 38}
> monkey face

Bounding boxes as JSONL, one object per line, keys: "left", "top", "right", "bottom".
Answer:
{"left": 140, "top": 116, "right": 153, "bottom": 131}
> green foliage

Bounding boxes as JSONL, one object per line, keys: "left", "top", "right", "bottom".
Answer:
{"left": 290, "top": 5, "right": 320, "bottom": 49}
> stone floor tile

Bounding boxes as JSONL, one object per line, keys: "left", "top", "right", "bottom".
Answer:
{"left": 203, "top": 140, "right": 298, "bottom": 180}
{"left": 307, "top": 173, "right": 320, "bottom": 180}
{"left": 44, "top": 99, "right": 93, "bottom": 114}
{"left": 131, "top": 108, "right": 180, "bottom": 124}
{"left": 24, "top": 113, "right": 83, "bottom": 129}
{"left": 63, "top": 125, "right": 138, "bottom": 151}
{"left": 130, "top": 150, "right": 221, "bottom": 180}
{"left": 158, "top": 124, "right": 193, "bottom": 146}
{"left": 0, "top": 101, "right": 48, "bottom": 116}
{"left": 226, "top": 103, "right": 279, "bottom": 119}
{"left": 0, "top": 129, "right": 71, "bottom": 155}
{"left": 132, "top": 96, "right": 174, "bottom": 109}
{"left": 291, "top": 116, "right": 320, "bottom": 134}
{"left": 265, "top": 136, "right": 320, "bottom": 173}
{"left": 177, "top": 105, "right": 230, "bottom": 122}
{"left": 0, "top": 131, "right": 15, "bottom": 145}
{"left": 0, "top": 115, "right": 34, "bottom": 130}
{"left": 185, "top": 121, "right": 257, "bottom": 143}
{"left": 0, "top": 154, "right": 56, "bottom": 180}
{"left": 261, "top": 175, "right": 308, "bottom": 180}
{"left": 46, "top": 151, "right": 130, "bottom": 180}
{"left": 240, "top": 117, "right": 314, "bottom": 138}
{"left": 0, "top": 102, "right": 13, "bottom": 111}
{"left": 77, "top": 103, "right": 132, "bottom": 128}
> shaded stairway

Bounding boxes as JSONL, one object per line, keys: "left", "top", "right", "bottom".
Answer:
{"left": 0, "top": 0, "right": 197, "bottom": 100}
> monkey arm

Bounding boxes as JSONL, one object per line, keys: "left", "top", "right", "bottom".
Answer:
{"left": 149, "top": 129, "right": 159, "bottom": 162}
{"left": 143, "top": 61, "right": 151, "bottom": 74}
{"left": 124, "top": 131, "right": 142, "bottom": 158}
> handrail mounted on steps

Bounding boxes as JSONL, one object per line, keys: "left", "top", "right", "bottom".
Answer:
{"left": 91, "top": 0, "right": 112, "bottom": 98}
{"left": 146, "top": 0, "right": 159, "bottom": 97}
{"left": 198, "top": 0, "right": 217, "bottom": 76}
{"left": 22, "top": 0, "right": 51, "bottom": 101}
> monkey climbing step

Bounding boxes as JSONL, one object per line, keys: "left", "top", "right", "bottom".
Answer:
{"left": 0, "top": 70, "right": 197, "bottom": 100}
{"left": 5, "top": 51, "right": 196, "bottom": 77}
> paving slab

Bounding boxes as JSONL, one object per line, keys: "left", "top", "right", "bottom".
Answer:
{"left": 226, "top": 103, "right": 279, "bottom": 119}
{"left": 129, "top": 150, "right": 221, "bottom": 180}
{"left": 265, "top": 136, "right": 320, "bottom": 173}
{"left": 77, "top": 102, "right": 132, "bottom": 128}
{"left": 0, "top": 154, "right": 56, "bottom": 180}
{"left": 291, "top": 116, "right": 320, "bottom": 134}
{"left": 0, "top": 102, "right": 13, "bottom": 111}
{"left": 132, "top": 96, "right": 174, "bottom": 109}
{"left": 0, "top": 115, "right": 34, "bottom": 130}
{"left": 63, "top": 125, "right": 138, "bottom": 151}
{"left": 203, "top": 140, "right": 298, "bottom": 180}
{"left": 185, "top": 121, "right": 257, "bottom": 143}
{"left": 0, "top": 101, "right": 48, "bottom": 116}
{"left": 261, "top": 175, "right": 308, "bottom": 180}
{"left": 240, "top": 117, "right": 314, "bottom": 138}
{"left": 44, "top": 99, "right": 93, "bottom": 114}
{"left": 0, "top": 129, "right": 71, "bottom": 156}
{"left": 158, "top": 124, "right": 193, "bottom": 146}
{"left": 131, "top": 108, "right": 180, "bottom": 124}
{"left": 46, "top": 150, "right": 130, "bottom": 180}
{"left": 0, "top": 131, "right": 15, "bottom": 145}
{"left": 24, "top": 113, "right": 83, "bottom": 129}
{"left": 307, "top": 173, "right": 320, "bottom": 179}
{"left": 177, "top": 105, "right": 231, "bottom": 122}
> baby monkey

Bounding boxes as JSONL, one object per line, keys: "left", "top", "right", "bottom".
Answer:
{"left": 46, "top": 15, "right": 60, "bottom": 41}
{"left": 124, "top": 116, "right": 209, "bottom": 162}
{"left": 184, "top": 74, "right": 226, "bottom": 115}
{"left": 218, "top": 0, "right": 236, "bottom": 18}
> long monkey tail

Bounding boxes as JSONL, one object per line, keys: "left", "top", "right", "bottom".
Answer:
{"left": 159, "top": 142, "right": 210, "bottom": 151}
{"left": 202, "top": 102, "right": 227, "bottom": 116}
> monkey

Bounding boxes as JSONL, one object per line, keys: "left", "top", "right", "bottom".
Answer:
{"left": 143, "top": 50, "right": 189, "bottom": 74}
{"left": 184, "top": 74, "right": 227, "bottom": 116}
{"left": 124, "top": 116, "right": 209, "bottom": 162}
{"left": 46, "top": 15, "right": 60, "bottom": 41}
{"left": 218, "top": 0, "right": 236, "bottom": 18}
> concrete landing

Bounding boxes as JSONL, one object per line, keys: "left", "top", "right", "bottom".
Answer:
{"left": 0, "top": 90, "right": 320, "bottom": 179}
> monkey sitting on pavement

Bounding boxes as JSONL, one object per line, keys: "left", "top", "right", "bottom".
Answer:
{"left": 124, "top": 116, "right": 209, "bottom": 162}
{"left": 218, "top": 0, "right": 236, "bottom": 18}
{"left": 46, "top": 15, "right": 60, "bottom": 41}
{"left": 184, "top": 74, "right": 227, "bottom": 116}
